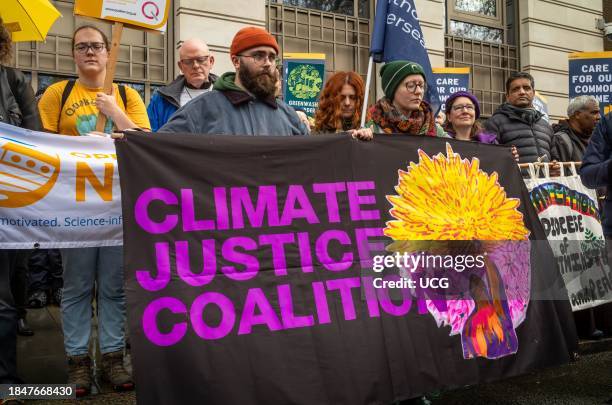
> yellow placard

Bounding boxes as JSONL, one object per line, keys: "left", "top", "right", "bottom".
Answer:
{"left": 534, "top": 91, "right": 548, "bottom": 103}
{"left": 74, "top": 0, "right": 170, "bottom": 31}
{"left": 432, "top": 67, "right": 471, "bottom": 74}
{"left": 284, "top": 53, "right": 326, "bottom": 60}
{"left": 568, "top": 51, "right": 612, "bottom": 60}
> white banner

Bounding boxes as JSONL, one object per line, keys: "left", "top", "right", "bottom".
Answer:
{"left": 524, "top": 163, "right": 612, "bottom": 311}
{"left": 0, "top": 122, "right": 122, "bottom": 249}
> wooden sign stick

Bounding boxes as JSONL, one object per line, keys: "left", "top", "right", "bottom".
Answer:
{"left": 95, "top": 21, "right": 124, "bottom": 133}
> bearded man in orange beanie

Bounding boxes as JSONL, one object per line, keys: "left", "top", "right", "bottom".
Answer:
{"left": 159, "top": 26, "right": 309, "bottom": 136}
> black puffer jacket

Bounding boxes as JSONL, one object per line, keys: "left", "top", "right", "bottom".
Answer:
{"left": 484, "top": 103, "right": 553, "bottom": 163}
{"left": 0, "top": 65, "right": 40, "bottom": 130}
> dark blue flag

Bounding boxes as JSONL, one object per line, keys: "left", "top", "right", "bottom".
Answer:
{"left": 370, "top": 0, "right": 440, "bottom": 110}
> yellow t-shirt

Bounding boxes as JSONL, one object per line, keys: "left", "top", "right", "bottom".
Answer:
{"left": 38, "top": 80, "right": 151, "bottom": 136}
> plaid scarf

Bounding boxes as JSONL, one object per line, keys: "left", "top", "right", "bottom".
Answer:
{"left": 367, "top": 97, "right": 437, "bottom": 135}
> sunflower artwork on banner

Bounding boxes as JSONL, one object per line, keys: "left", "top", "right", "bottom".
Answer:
{"left": 385, "top": 143, "right": 531, "bottom": 360}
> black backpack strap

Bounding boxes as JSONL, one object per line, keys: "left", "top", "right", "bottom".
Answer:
{"left": 60, "top": 79, "right": 75, "bottom": 112}
{"left": 118, "top": 84, "right": 128, "bottom": 109}
{"left": 57, "top": 79, "right": 76, "bottom": 130}
{"left": 56, "top": 81, "right": 127, "bottom": 130}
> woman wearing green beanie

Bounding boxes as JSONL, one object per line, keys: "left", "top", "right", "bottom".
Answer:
{"left": 365, "top": 60, "right": 448, "bottom": 137}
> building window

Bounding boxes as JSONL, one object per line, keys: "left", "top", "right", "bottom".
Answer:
{"left": 271, "top": 0, "right": 369, "bottom": 18}
{"left": 266, "top": 1, "right": 373, "bottom": 101}
{"left": 454, "top": 0, "right": 498, "bottom": 17}
{"left": 37, "top": 73, "right": 75, "bottom": 94}
{"left": 449, "top": 20, "right": 502, "bottom": 44}
{"left": 10, "top": 0, "right": 171, "bottom": 104}
{"left": 445, "top": 0, "right": 518, "bottom": 117}
{"left": 448, "top": 0, "right": 504, "bottom": 44}
{"left": 117, "top": 82, "right": 146, "bottom": 101}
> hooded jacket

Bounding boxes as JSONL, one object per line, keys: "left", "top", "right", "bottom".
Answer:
{"left": 551, "top": 120, "right": 591, "bottom": 162}
{"left": 147, "top": 73, "right": 218, "bottom": 131}
{"left": 158, "top": 72, "right": 308, "bottom": 136}
{"left": 580, "top": 113, "right": 612, "bottom": 235}
{"left": 484, "top": 103, "right": 553, "bottom": 163}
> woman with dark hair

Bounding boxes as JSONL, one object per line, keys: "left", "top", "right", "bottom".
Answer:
{"left": 37, "top": 25, "right": 146, "bottom": 396}
{"left": 314, "top": 71, "right": 372, "bottom": 140}
{"left": 0, "top": 16, "right": 41, "bottom": 404}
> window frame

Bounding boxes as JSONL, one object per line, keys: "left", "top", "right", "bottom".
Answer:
{"left": 447, "top": 0, "right": 504, "bottom": 28}
{"left": 266, "top": 0, "right": 376, "bottom": 102}
{"left": 444, "top": 0, "right": 519, "bottom": 117}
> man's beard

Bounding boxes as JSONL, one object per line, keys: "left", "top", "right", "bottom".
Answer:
{"left": 239, "top": 63, "right": 277, "bottom": 99}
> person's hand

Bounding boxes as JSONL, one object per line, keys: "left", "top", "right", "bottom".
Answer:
{"left": 295, "top": 111, "right": 311, "bottom": 131}
{"left": 511, "top": 146, "right": 519, "bottom": 163}
{"left": 349, "top": 128, "right": 373, "bottom": 141}
{"left": 95, "top": 91, "right": 120, "bottom": 117}
{"left": 85, "top": 131, "right": 125, "bottom": 139}
{"left": 84, "top": 131, "right": 111, "bottom": 138}
{"left": 549, "top": 160, "right": 561, "bottom": 177}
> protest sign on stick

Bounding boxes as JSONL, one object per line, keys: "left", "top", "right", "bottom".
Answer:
{"left": 533, "top": 91, "right": 549, "bottom": 122}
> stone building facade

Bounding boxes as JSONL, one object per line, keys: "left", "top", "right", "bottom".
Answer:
{"left": 11, "top": 0, "right": 609, "bottom": 121}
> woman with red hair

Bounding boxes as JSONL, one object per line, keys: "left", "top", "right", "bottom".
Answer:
{"left": 314, "top": 71, "right": 372, "bottom": 140}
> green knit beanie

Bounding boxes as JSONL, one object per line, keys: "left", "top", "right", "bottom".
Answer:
{"left": 380, "top": 61, "right": 426, "bottom": 100}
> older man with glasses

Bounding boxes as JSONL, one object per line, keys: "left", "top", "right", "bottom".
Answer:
{"left": 159, "top": 26, "right": 308, "bottom": 136}
{"left": 147, "top": 38, "right": 219, "bottom": 131}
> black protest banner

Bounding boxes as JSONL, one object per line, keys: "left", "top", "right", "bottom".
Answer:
{"left": 116, "top": 133, "right": 577, "bottom": 405}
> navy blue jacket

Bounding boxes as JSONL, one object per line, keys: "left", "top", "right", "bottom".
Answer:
{"left": 579, "top": 113, "right": 612, "bottom": 235}
{"left": 147, "top": 73, "right": 218, "bottom": 132}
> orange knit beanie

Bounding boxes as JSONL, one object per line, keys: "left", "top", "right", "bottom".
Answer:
{"left": 230, "top": 26, "right": 279, "bottom": 56}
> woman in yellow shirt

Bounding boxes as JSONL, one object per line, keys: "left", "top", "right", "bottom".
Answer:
{"left": 38, "top": 25, "right": 150, "bottom": 135}
{"left": 37, "top": 25, "right": 148, "bottom": 397}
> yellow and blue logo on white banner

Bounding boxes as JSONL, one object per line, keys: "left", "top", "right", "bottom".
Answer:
{"left": 0, "top": 122, "right": 122, "bottom": 248}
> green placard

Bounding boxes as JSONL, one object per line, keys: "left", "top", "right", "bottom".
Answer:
{"left": 283, "top": 59, "right": 325, "bottom": 117}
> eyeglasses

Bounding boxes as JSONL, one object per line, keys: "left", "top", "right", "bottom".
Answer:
{"left": 180, "top": 56, "right": 211, "bottom": 67}
{"left": 74, "top": 42, "right": 106, "bottom": 54}
{"left": 403, "top": 81, "right": 426, "bottom": 92}
{"left": 451, "top": 104, "right": 475, "bottom": 112}
{"left": 238, "top": 52, "right": 277, "bottom": 65}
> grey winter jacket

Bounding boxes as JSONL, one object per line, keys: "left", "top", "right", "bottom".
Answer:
{"left": 158, "top": 72, "right": 308, "bottom": 136}
{"left": 484, "top": 103, "right": 553, "bottom": 163}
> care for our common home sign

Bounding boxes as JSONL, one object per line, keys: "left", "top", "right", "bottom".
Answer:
{"left": 568, "top": 51, "right": 612, "bottom": 116}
